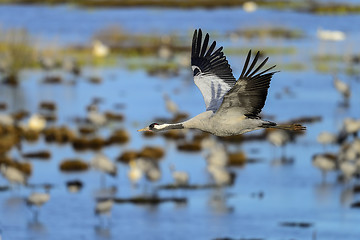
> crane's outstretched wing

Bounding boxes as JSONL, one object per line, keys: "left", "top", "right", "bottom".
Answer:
{"left": 191, "top": 29, "right": 236, "bottom": 112}
{"left": 216, "top": 50, "right": 277, "bottom": 117}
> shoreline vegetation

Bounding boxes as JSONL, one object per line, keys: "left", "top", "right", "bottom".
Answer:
{"left": 0, "top": 25, "right": 359, "bottom": 85}
{"left": 1, "top": 0, "right": 360, "bottom": 15}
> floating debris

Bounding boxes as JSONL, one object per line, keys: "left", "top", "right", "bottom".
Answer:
{"left": 0, "top": 185, "right": 10, "bottom": 191}
{"left": 23, "top": 150, "right": 51, "bottom": 159}
{"left": 43, "top": 126, "right": 75, "bottom": 143}
{"left": 171, "top": 112, "right": 189, "bottom": 123}
{"left": 43, "top": 75, "right": 62, "bottom": 84}
{"left": 193, "top": 131, "right": 211, "bottom": 141}
{"left": 22, "top": 129, "right": 40, "bottom": 142}
{"left": 66, "top": 180, "right": 84, "bottom": 193}
{"left": 78, "top": 126, "right": 96, "bottom": 135}
{"left": 177, "top": 140, "right": 201, "bottom": 152}
{"left": 0, "top": 133, "right": 19, "bottom": 154}
{"left": 232, "top": 27, "right": 303, "bottom": 40}
{"left": 43, "top": 114, "right": 57, "bottom": 122}
{"left": 88, "top": 76, "right": 102, "bottom": 84}
{"left": 59, "top": 159, "right": 89, "bottom": 172}
{"left": 350, "top": 201, "right": 360, "bottom": 208}
{"left": 114, "top": 196, "right": 187, "bottom": 205}
{"left": 279, "top": 222, "right": 313, "bottom": 228}
{"left": 104, "top": 111, "right": 124, "bottom": 122}
{"left": 353, "top": 185, "right": 360, "bottom": 193}
{"left": 227, "top": 152, "right": 247, "bottom": 166}
{"left": 72, "top": 137, "right": 106, "bottom": 151}
{"left": 39, "top": 101, "right": 57, "bottom": 111}
{"left": 11, "top": 110, "right": 29, "bottom": 121}
{"left": 218, "top": 134, "right": 244, "bottom": 143}
{"left": 0, "top": 102, "right": 7, "bottom": 110}
{"left": 157, "top": 182, "right": 232, "bottom": 190}
{"left": 289, "top": 116, "right": 322, "bottom": 124}
{"left": 117, "top": 150, "right": 138, "bottom": 163}
{"left": 142, "top": 131, "right": 157, "bottom": 138}
{"left": 107, "top": 129, "right": 130, "bottom": 145}
{"left": 138, "top": 146, "right": 165, "bottom": 159}
{"left": 214, "top": 238, "right": 263, "bottom": 240}
{"left": 162, "top": 130, "right": 185, "bottom": 140}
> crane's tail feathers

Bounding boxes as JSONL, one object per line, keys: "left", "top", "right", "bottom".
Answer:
{"left": 262, "top": 122, "right": 306, "bottom": 132}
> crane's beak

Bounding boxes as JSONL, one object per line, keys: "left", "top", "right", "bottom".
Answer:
{"left": 137, "top": 126, "right": 151, "bottom": 132}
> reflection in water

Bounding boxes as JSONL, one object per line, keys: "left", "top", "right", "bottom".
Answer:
{"left": 271, "top": 157, "right": 295, "bottom": 167}
{"left": 94, "top": 225, "right": 111, "bottom": 239}
{"left": 3, "top": 196, "right": 26, "bottom": 215}
{"left": 314, "top": 182, "right": 333, "bottom": 204}
{"left": 340, "top": 187, "right": 354, "bottom": 206}
{"left": 27, "top": 220, "right": 47, "bottom": 235}
{"left": 174, "top": 200, "right": 188, "bottom": 210}
{"left": 0, "top": 84, "right": 26, "bottom": 112}
{"left": 93, "top": 186, "right": 117, "bottom": 199}
{"left": 208, "top": 189, "right": 234, "bottom": 214}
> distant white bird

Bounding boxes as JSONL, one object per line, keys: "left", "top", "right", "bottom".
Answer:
{"left": 312, "top": 153, "right": 337, "bottom": 181}
{"left": 158, "top": 45, "right": 173, "bottom": 60}
{"left": 243, "top": 1, "right": 257, "bottom": 12}
{"left": 339, "top": 161, "right": 356, "bottom": 182}
{"left": 341, "top": 118, "right": 360, "bottom": 137}
{"left": 28, "top": 114, "right": 46, "bottom": 132}
{"left": 202, "top": 138, "right": 228, "bottom": 168}
{"left": 0, "top": 113, "right": 14, "bottom": 126}
{"left": 91, "top": 153, "right": 117, "bottom": 177}
{"left": 92, "top": 40, "right": 109, "bottom": 58}
{"left": 317, "top": 29, "right": 346, "bottom": 41}
{"left": 207, "top": 165, "right": 233, "bottom": 186}
{"left": 333, "top": 77, "right": 350, "bottom": 103}
{"left": 27, "top": 192, "right": 50, "bottom": 207}
{"left": 127, "top": 159, "right": 143, "bottom": 186}
{"left": 267, "top": 130, "right": 290, "bottom": 147}
{"left": 267, "top": 129, "right": 291, "bottom": 157}
{"left": 62, "top": 57, "right": 81, "bottom": 76}
{"left": 95, "top": 198, "right": 113, "bottom": 226}
{"left": 163, "top": 93, "right": 179, "bottom": 115}
{"left": 145, "top": 161, "right": 161, "bottom": 183}
{"left": 169, "top": 164, "right": 189, "bottom": 186}
{"left": 88, "top": 105, "right": 107, "bottom": 127}
{"left": 317, "top": 131, "right": 337, "bottom": 147}
{"left": 26, "top": 191, "right": 50, "bottom": 221}
{"left": 39, "top": 55, "right": 56, "bottom": 71}
{"left": 66, "top": 180, "right": 83, "bottom": 193}
{"left": 138, "top": 29, "right": 305, "bottom": 136}
{"left": 355, "top": 157, "right": 360, "bottom": 173}
{"left": 0, "top": 164, "right": 27, "bottom": 186}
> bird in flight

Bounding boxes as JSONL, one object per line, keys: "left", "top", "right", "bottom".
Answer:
{"left": 138, "top": 29, "right": 305, "bottom": 137}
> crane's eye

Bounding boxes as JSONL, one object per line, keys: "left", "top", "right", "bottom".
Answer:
{"left": 193, "top": 68, "right": 200, "bottom": 76}
{"left": 149, "top": 123, "right": 159, "bottom": 129}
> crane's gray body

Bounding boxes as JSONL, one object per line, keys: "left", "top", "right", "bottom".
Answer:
{"left": 183, "top": 111, "right": 268, "bottom": 137}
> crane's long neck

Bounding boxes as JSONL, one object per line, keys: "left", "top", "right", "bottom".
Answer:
{"left": 155, "top": 111, "right": 214, "bottom": 132}
{"left": 156, "top": 123, "right": 184, "bottom": 131}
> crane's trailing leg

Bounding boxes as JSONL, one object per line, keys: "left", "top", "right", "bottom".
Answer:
{"left": 262, "top": 122, "right": 306, "bottom": 132}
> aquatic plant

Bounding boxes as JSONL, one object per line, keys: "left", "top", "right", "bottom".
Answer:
{"left": 0, "top": 28, "right": 36, "bottom": 85}
{"left": 232, "top": 27, "right": 304, "bottom": 39}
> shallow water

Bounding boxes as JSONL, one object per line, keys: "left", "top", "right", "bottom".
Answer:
{"left": 0, "top": 4, "right": 360, "bottom": 240}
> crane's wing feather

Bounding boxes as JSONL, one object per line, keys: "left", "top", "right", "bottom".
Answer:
{"left": 191, "top": 29, "right": 236, "bottom": 112}
{"left": 216, "top": 50, "right": 277, "bottom": 117}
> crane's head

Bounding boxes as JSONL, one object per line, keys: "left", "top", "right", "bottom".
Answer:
{"left": 138, "top": 123, "right": 161, "bottom": 132}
